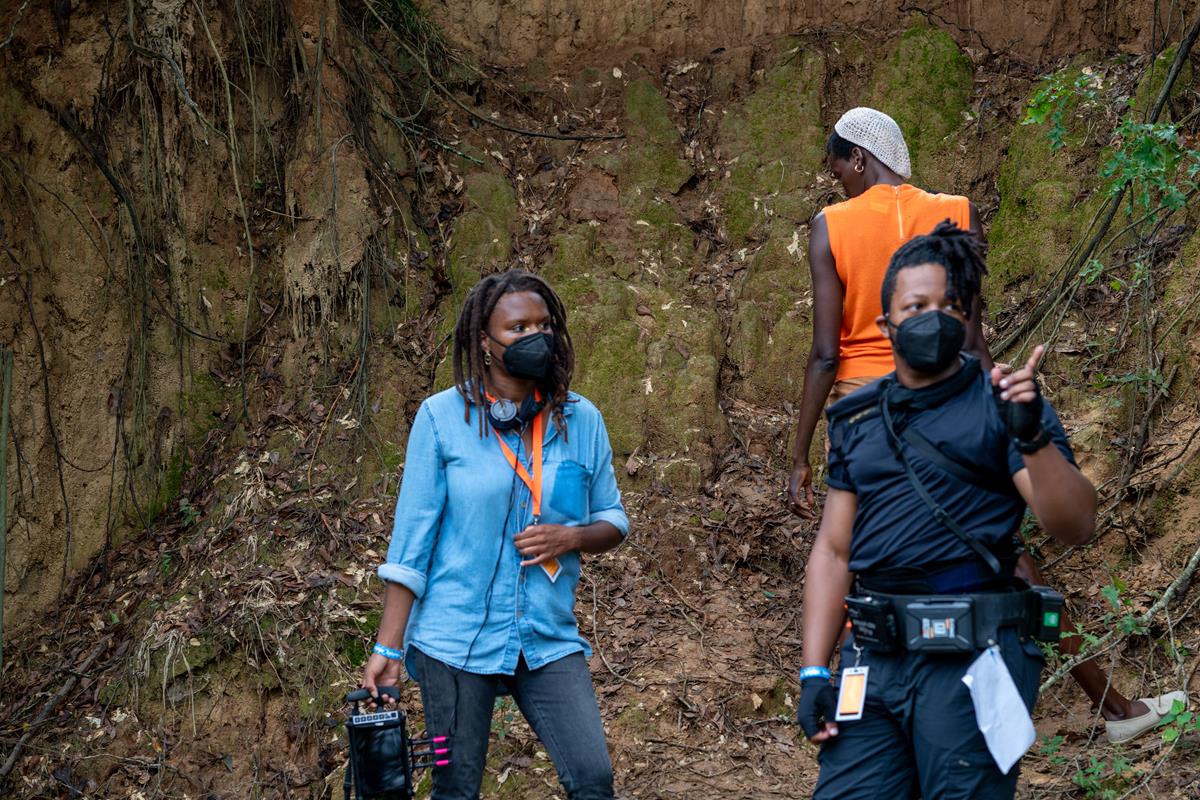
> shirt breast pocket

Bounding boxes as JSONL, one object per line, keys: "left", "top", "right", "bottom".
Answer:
{"left": 545, "top": 459, "right": 591, "bottom": 525}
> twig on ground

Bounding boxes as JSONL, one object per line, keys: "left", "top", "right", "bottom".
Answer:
{"left": 0, "top": 639, "right": 110, "bottom": 778}
{"left": 1041, "top": 536, "right": 1200, "bottom": 693}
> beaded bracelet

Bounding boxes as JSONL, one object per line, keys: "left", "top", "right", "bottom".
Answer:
{"left": 373, "top": 642, "right": 403, "bottom": 661}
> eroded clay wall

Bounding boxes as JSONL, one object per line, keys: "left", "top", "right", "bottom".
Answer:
{"left": 427, "top": 0, "right": 1199, "bottom": 65}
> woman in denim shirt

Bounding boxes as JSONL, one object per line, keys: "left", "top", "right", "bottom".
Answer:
{"left": 361, "top": 270, "right": 629, "bottom": 800}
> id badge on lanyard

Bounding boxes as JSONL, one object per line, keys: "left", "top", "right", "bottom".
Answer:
{"left": 490, "top": 403, "right": 561, "bottom": 582}
{"left": 835, "top": 666, "right": 869, "bottom": 721}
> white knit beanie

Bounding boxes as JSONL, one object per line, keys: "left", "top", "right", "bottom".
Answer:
{"left": 833, "top": 107, "right": 912, "bottom": 179}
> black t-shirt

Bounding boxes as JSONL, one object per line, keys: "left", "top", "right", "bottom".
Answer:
{"left": 825, "top": 364, "right": 1076, "bottom": 574}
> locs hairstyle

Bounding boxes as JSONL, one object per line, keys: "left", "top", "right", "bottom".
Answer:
{"left": 452, "top": 270, "right": 575, "bottom": 438}
{"left": 880, "top": 220, "right": 988, "bottom": 318}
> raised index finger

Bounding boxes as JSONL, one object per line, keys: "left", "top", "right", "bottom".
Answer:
{"left": 1024, "top": 344, "right": 1046, "bottom": 375}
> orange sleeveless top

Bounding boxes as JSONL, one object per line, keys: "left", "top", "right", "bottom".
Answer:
{"left": 823, "top": 184, "right": 971, "bottom": 381}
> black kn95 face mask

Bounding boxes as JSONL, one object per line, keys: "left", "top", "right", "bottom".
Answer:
{"left": 891, "top": 310, "right": 965, "bottom": 373}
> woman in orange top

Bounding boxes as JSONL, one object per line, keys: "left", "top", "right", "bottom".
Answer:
{"left": 788, "top": 108, "right": 991, "bottom": 514}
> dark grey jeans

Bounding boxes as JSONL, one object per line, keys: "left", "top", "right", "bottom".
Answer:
{"left": 408, "top": 648, "right": 614, "bottom": 800}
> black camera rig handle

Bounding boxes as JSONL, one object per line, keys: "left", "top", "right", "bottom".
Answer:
{"left": 346, "top": 686, "right": 400, "bottom": 704}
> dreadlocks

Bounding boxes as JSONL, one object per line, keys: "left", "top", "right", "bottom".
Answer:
{"left": 881, "top": 220, "right": 988, "bottom": 318}
{"left": 452, "top": 270, "right": 575, "bottom": 438}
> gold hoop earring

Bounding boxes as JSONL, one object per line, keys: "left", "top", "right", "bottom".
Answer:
{"left": 854, "top": 162, "right": 865, "bottom": 174}
{"left": 483, "top": 347, "right": 492, "bottom": 366}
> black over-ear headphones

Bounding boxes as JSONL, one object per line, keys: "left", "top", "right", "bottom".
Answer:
{"left": 488, "top": 393, "right": 544, "bottom": 431}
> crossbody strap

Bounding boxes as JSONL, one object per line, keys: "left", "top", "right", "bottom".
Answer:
{"left": 898, "top": 426, "right": 1020, "bottom": 498}
{"left": 880, "top": 395, "right": 1003, "bottom": 575}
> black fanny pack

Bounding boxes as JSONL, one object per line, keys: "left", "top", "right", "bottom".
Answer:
{"left": 845, "top": 586, "right": 1063, "bottom": 654}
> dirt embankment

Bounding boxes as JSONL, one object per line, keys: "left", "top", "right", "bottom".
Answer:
{"left": 1, "top": 0, "right": 1200, "bottom": 798}
{"left": 0, "top": 0, "right": 417, "bottom": 628}
{"left": 429, "top": 0, "right": 1200, "bottom": 66}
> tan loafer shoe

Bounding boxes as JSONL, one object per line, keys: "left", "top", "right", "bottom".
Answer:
{"left": 1105, "top": 690, "right": 1188, "bottom": 744}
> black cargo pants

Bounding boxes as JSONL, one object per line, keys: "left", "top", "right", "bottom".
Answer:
{"left": 813, "top": 627, "right": 1044, "bottom": 800}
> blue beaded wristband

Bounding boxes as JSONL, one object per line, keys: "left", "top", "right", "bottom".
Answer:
{"left": 799, "top": 666, "right": 831, "bottom": 681}
{"left": 373, "top": 643, "right": 403, "bottom": 661}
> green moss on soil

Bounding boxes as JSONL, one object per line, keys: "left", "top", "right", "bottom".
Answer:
{"left": 1157, "top": 227, "right": 1200, "bottom": 392}
{"left": 987, "top": 66, "right": 1104, "bottom": 309}
{"left": 433, "top": 171, "right": 521, "bottom": 386}
{"left": 543, "top": 227, "right": 645, "bottom": 457}
{"left": 624, "top": 79, "right": 680, "bottom": 146}
{"left": 541, "top": 226, "right": 727, "bottom": 486}
{"left": 717, "top": 47, "right": 825, "bottom": 242}
{"left": 729, "top": 218, "right": 812, "bottom": 405}
{"left": 614, "top": 704, "right": 656, "bottom": 736}
{"left": 866, "top": 24, "right": 973, "bottom": 188}
{"left": 1130, "top": 46, "right": 1193, "bottom": 118}
{"left": 378, "top": 204, "right": 433, "bottom": 324}
{"left": 144, "top": 450, "right": 186, "bottom": 525}
{"left": 612, "top": 80, "right": 692, "bottom": 207}
{"left": 446, "top": 172, "right": 519, "bottom": 295}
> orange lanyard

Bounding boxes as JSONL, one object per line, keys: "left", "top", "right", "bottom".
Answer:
{"left": 487, "top": 392, "right": 544, "bottom": 522}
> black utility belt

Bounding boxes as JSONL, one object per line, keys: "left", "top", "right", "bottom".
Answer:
{"left": 845, "top": 586, "right": 1063, "bottom": 654}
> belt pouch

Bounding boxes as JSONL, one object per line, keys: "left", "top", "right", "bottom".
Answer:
{"left": 901, "top": 596, "right": 975, "bottom": 652}
{"left": 1029, "top": 585, "right": 1064, "bottom": 642}
{"left": 845, "top": 595, "right": 899, "bottom": 652}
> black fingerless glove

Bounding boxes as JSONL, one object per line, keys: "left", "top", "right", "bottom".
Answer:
{"left": 796, "top": 676, "right": 838, "bottom": 738}
{"left": 994, "top": 380, "right": 1047, "bottom": 449}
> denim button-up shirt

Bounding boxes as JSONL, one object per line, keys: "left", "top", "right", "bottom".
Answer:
{"left": 378, "top": 387, "right": 629, "bottom": 674}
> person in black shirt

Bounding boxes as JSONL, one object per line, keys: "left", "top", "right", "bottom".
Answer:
{"left": 796, "top": 222, "right": 1096, "bottom": 799}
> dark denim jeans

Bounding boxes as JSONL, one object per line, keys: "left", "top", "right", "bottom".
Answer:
{"left": 408, "top": 648, "right": 614, "bottom": 800}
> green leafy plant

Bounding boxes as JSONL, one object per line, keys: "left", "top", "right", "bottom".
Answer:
{"left": 1037, "top": 733, "right": 1067, "bottom": 766}
{"left": 492, "top": 696, "right": 518, "bottom": 740}
{"left": 1100, "top": 118, "right": 1199, "bottom": 212}
{"left": 1091, "top": 368, "right": 1168, "bottom": 394}
{"left": 1095, "top": 578, "right": 1150, "bottom": 637}
{"left": 178, "top": 497, "right": 201, "bottom": 527}
{"left": 1023, "top": 69, "right": 1100, "bottom": 150}
{"left": 1072, "top": 754, "right": 1137, "bottom": 799}
{"left": 1157, "top": 698, "right": 1198, "bottom": 743}
{"left": 1079, "top": 257, "right": 1106, "bottom": 284}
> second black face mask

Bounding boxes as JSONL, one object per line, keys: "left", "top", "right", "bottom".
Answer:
{"left": 892, "top": 310, "right": 965, "bottom": 373}
{"left": 496, "top": 332, "right": 554, "bottom": 379}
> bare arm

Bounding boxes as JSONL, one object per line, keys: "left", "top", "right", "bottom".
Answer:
{"left": 1012, "top": 455, "right": 1096, "bottom": 546}
{"left": 801, "top": 488, "right": 857, "bottom": 670}
{"left": 362, "top": 580, "right": 416, "bottom": 707}
{"left": 800, "top": 487, "right": 857, "bottom": 741}
{"left": 377, "top": 580, "right": 416, "bottom": 650}
{"left": 574, "top": 521, "right": 623, "bottom": 553}
{"left": 789, "top": 214, "right": 844, "bottom": 514}
{"left": 963, "top": 202, "right": 995, "bottom": 370}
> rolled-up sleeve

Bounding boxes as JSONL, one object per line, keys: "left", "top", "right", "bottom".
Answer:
{"left": 588, "top": 412, "right": 629, "bottom": 536}
{"left": 378, "top": 402, "right": 446, "bottom": 596}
